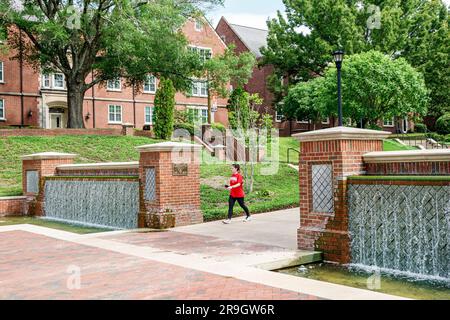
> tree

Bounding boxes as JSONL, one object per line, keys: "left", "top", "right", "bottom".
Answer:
{"left": 261, "top": 0, "right": 449, "bottom": 118}
{"left": 154, "top": 77, "right": 175, "bottom": 140}
{"left": 283, "top": 51, "right": 429, "bottom": 127}
{"left": 0, "top": 0, "right": 223, "bottom": 128}
{"left": 201, "top": 45, "right": 256, "bottom": 123}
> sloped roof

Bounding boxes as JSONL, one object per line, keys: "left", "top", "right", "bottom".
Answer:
{"left": 229, "top": 23, "right": 268, "bottom": 58}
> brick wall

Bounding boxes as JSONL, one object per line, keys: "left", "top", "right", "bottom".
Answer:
{"left": 0, "top": 196, "right": 28, "bottom": 216}
{"left": 366, "top": 161, "right": 450, "bottom": 175}
{"left": 139, "top": 146, "right": 202, "bottom": 228}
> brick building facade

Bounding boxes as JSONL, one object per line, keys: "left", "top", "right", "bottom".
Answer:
{"left": 0, "top": 19, "right": 229, "bottom": 130}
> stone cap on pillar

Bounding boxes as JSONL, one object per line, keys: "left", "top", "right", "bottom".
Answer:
{"left": 293, "top": 126, "right": 391, "bottom": 142}
{"left": 21, "top": 152, "right": 78, "bottom": 161}
{"left": 136, "top": 141, "right": 203, "bottom": 153}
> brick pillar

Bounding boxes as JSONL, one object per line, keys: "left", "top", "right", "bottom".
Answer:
{"left": 122, "top": 123, "right": 135, "bottom": 136}
{"left": 137, "top": 142, "right": 203, "bottom": 229}
{"left": 294, "top": 127, "right": 390, "bottom": 263}
{"left": 21, "top": 152, "right": 77, "bottom": 216}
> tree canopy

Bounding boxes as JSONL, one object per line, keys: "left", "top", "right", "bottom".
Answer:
{"left": 261, "top": 0, "right": 449, "bottom": 117}
{"left": 283, "top": 51, "right": 429, "bottom": 127}
{"left": 0, "top": 0, "right": 223, "bottom": 127}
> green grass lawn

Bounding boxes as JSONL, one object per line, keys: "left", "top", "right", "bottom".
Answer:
{"left": 383, "top": 139, "right": 416, "bottom": 151}
{"left": 0, "top": 135, "right": 411, "bottom": 224}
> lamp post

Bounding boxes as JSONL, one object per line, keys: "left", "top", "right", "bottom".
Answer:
{"left": 332, "top": 50, "right": 344, "bottom": 127}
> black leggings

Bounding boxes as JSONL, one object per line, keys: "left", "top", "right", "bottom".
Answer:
{"left": 228, "top": 196, "right": 250, "bottom": 219}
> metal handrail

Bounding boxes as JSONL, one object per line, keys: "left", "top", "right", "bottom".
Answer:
{"left": 287, "top": 148, "right": 300, "bottom": 164}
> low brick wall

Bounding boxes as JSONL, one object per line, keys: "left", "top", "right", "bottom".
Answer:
{"left": 0, "top": 196, "right": 28, "bottom": 216}
{"left": 366, "top": 162, "right": 450, "bottom": 175}
{"left": 0, "top": 128, "right": 122, "bottom": 137}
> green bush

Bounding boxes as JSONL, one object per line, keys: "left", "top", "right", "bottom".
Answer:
{"left": 174, "top": 122, "right": 195, "bottom": 136}
{"left": 427, "top": 132, "right": 445, "bottom": 142}
{"left": 445, "top": 134, "right": 450, "bottom": 143}
{"left": 367, "top": 123, "right": 383, "bottom": 131}
{"left": 154, "top": 77, "right": 175, "bottom": 140}
{"left": 413, "top": 123, "right": 427, "bottom": 133}
{"left": 436, "top": 113, "right": 450, "bottom": 134}
{"left": 211, "top": 123, "right": 226, "bottom": 132}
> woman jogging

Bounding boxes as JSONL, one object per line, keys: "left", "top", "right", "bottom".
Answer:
{"left": 223, "top": 164, "right": 251, "bottom": 224}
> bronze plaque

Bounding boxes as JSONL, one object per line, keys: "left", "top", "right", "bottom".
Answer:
{"left": 172, "top": 164, "right": 188, "bottom": 176}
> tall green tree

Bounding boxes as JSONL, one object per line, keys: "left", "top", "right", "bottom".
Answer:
{"left": 154, "top": 77, "right": 175, "bottom": 140}
{"left": 262, "top": 0, "right": 449, "bottom": 117}
{"left": 196, "top": 45, "right": 256, "bottom": 123}
{"left": 283, "top": 51, "right": 429, "bottom": 127}
{"left": 0, "top": 0, "right": 223, "bottom": 128}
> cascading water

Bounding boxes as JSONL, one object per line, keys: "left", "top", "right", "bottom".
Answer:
{"left": 44, "top": 179, "right": 140, "bottom": 229}
{"left": 348, "top": 183, "right": 450, "bottom": 281}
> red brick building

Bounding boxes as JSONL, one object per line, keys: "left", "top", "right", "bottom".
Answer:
{"left": 0, "top": 19, "right": 229, "bottom": 129}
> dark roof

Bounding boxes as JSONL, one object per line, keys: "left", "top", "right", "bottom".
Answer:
{"left": 228, "top": 23, "right": 268, "bottom": 58}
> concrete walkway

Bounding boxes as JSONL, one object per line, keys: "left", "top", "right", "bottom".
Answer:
{"left": 173, "top": 207, "right": 300, "bottom": 250}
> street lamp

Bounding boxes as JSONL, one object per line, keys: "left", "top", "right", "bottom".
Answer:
{"left": 332, "top": 50, "right": 345, "bottom": 126}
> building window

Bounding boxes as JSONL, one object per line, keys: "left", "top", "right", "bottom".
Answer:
{"left": 0, "top": 61, "right": 3, "bottom": 82}
{"left": 189, "top": 46, "right": 212, "bottom": 61}
{"left": 383, "top": 118, "right": 395, "bottom": 127}
{"left": 107, "top": 78, "right": 121, "bottom": 91}
{"left": 108, "top": 105, "right": 122, "bottom": 123}
{"left": 191, "top": 80, "right": 208, "bottom": 97}
{"left": 297, "top": 119, "right": 310, "bottom": 124}
{"left": 42, "top": 74, "right": 51, "bottom": 88}
{"left": 143, "top": 75, "right": 156, "bottom": 93}
{"left": 144, "top": 106, "right": 154, "bottom": 125}
{"left": 0, "top": 99, "right": 4, "bottom": 120}
{"left": 195, "top": 19, "right": 203, "bottom": 31}
{"left": 322, "top": 117, "right": 330, "bottom": 125}
{"left": 53, "top": 73, "right": 65, "bottom": 89}
{"left": 275, "top": 111, "right": 284, "bottom": 123}
{"left": 188, "top": 106, "right": 208, "bottom": 124}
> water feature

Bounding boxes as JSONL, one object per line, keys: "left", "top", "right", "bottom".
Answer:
{"left": 348, "top": 183, "right": 450, "bottom": 281}
{"left": 277, "top": 263, "right": 450, "bottom": 300}
{"left": 44, "top": 179, "right": 140, "bottom": 229}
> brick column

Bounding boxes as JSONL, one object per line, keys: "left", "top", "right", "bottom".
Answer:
{"left": 294, "top": 127, "right": 390, "bottom": 263}
{"left": 137, "top": 142, "right": 203, "bottom": 229}
{"left": 21, "top": 152, "right": 77, "bottom": 216}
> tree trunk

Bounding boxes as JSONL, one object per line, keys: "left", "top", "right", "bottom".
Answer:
{"left": 67, "top": 80, "right": 87, "bottom": 128}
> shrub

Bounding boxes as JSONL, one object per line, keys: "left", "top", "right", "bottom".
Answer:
{"left": 444, "top": 134, "right": 450, "bottom": 143}
{"left": 436, "top": 113, "right": 450, "bottom": 134}
{"left": 427, "top": 132, "right": 445, "bottom": 142}
{"left": 173, "top": 122, "right": 195, "bottom": 136}
{"left": 413, "top": 123, "right": 427, "bottom": 133}
{"left": 367, "top": 123, "right": 383, "bottom": 131}
{"left": 154, "top": 77, "right": 175, "bottom": 140}
{"left": 211, "top": 123, "right": 226, "bottom": 132}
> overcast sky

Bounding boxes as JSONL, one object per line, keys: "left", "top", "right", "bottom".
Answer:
{"left": 207, "top": 0, "right": 450, "bottom": 30}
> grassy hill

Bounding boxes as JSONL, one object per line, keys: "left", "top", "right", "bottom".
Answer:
{"left": 0, "top": 135, "right": 409, "bottom": 220}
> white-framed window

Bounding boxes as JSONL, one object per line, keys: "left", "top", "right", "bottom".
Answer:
{"left": 107, "top": 78, "right": 121, "bottom": 91}
{"left": 144, "top": 106, "right": 154, "bottom": 125}
{"left": 188, "top": 106, "right": 208, "bottom": 124}
{"left": 275, "top": 111, "right": 284, "bottom": 123}
{"left": 108, "top": 105, "right": 122, "bottom": 124}
{"left": 188, "top": 46, "right": 212, "bottom": 61}
{"left": 0, "top": 61, "right": 3, "bottom": 83}
{"left": 195, "top": 19, "right": 203, "bottom": 31}
{"left": 143, "top": 75, "right": 156, "bottom": 93}
{"left": 0, "top": 99, "right": 4, "bottom": 120}
{"left": 383, "top": 117, "right": 395, "bottom": 127}
{"left": 42, "top": 74, "right": 51, "bottom": 88}
{"left": 191, "top": 79, "right": 208, "bottom": 97}
{"left": 322, "top": 117, "right": 330, "bottom": 125}
{"left": 297, "top": 119, "right": 310, "bottom": 124}
{"left": 53, "top": 73, "right": 65, "bottom": 89}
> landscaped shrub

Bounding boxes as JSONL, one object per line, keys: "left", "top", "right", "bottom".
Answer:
{"left": 174, "top": 122, "right": 195, "bottom": 136}
{"left": 436, "top": 113, "right": 450, "bottom": 134}
{"left": 427, "top": 132, "right": 445, "bottom": 142}
{"left": 414, "top": 123, "right": 427, "bottom": 133}
{"left": 211, "top": 123, "right": 226, "bottom": 132}
{"left": 367, "top": 123, "right": 383, "bottom": 131}
{"left": 154, "top": 77, "right": 175, "bottom": 140}
{"left": 444, "top": 134, "right": 450, "bottom": 143}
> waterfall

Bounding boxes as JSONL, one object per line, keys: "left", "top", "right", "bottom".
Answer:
{"left": 43, "top": 179, "right": 140, "bottom": 229}
{"left": 348, "top": 184, "right": 450, "bottom": 281}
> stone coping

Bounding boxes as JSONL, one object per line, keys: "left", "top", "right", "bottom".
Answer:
{"left": 21, "top": 152, "right": 78, "bottom": 161}
{"left": 0, "top": 196, "right": 27, "bottom": 200}
{"left": 136, "top": 141, "right": 202, "bottom": 152}
{"left": 364, "top": 149, "right": 450, "bottom": 163}
{"left": 57, "top": 161, "right": 139, "bottom": 171}
{"left": 293, "top": 126, "right": 391, "bottom": 142}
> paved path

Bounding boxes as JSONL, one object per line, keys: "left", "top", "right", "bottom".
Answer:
{"left": 0, "top": 224, "right": 407, "bottom": 300}
{"left": 173, "top": 207, "right": 300, "bottom": 250}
